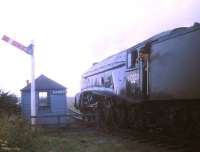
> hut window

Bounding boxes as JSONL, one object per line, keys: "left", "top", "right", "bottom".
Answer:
{"left": 38, "top": 91, "right": 50, "bottom": 111}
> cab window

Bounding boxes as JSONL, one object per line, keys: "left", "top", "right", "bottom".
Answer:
{"left": 127, "top": 50, "right": 138, "bottom": 68}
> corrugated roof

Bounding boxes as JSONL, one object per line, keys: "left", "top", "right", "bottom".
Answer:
{"left": 21, "top": 74, "right": 66, "bottom": 91}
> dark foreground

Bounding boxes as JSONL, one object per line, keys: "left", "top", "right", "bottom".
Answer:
{"left": 22, "top": 118, "right": 200, "bottom": 152}
{"left": 1, "top": 115, "right": 199, "bottom": 152}
{"left": 28, "top": 121, "right": 178, "bottom": 152}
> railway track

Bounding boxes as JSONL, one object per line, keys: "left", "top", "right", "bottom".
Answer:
{"left": 68, "top": 108, "right": 96, "bottom": 121}
{"left": 68, "top": 109, "right": 83, "bottom": 120}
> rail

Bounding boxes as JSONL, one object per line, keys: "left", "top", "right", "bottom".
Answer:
{"left": 30, "top": 114, "right": 71, "bottom": 126}
{"left": 30, "top": 109, "right": 95, "bottom": 126}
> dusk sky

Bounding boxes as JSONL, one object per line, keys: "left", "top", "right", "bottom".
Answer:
{"left": 0, "top": 0, "right": 199, "bottom": 96}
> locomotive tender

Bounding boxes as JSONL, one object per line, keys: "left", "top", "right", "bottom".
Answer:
{"left": 75, "top": 23, "right": 200, "bottom": 132}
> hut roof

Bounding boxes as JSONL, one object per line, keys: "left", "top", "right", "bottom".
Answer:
{"left": 21, "top": 74, "right": 66, "bottom": 91}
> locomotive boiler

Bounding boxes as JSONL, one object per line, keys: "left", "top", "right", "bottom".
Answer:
{"left": 75, "top": 23, "right": 200, "bottom": 133}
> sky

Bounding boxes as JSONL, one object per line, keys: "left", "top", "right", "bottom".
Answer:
{"left": 0, "top": 0, "right": 199, "bottom": 97}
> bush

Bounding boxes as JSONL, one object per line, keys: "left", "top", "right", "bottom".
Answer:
{"left": 0, "top": 89, "right": 38, "bottom": 151}
{"left": 0, "top": 90, "right": 20, "bottom": 116}
{"left": 0, "top": 115, "right": 40, "bottom": 151}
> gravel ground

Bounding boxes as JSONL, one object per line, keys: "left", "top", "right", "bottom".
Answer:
{"left": 35, "top": 119, "right": 183, "bottom": 152}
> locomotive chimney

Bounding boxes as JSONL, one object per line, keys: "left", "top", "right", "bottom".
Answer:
{"left": 26, "top": 80, "right": 29, "bottom": 86}
{"left": 92, "top": 62, "right": 98, "bottom": 66}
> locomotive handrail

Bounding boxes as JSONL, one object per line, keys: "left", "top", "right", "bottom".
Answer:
{"left": 83, "top": 61, "right": 125, "bottom": 78}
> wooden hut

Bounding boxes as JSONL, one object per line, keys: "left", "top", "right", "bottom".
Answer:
{"left": 21, "top": 74, "right": 67, "bottom": 125}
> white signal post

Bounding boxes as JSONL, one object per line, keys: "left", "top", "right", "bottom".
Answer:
{"left": 30, "top": 41, "right": 36, "bottom": 125}
{"left": 1, "top": 35, "right": 36, "bottom": 125}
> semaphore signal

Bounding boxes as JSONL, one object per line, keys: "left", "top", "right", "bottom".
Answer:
{"left": 2, "top": 35, "right": 36, "bottom": 125}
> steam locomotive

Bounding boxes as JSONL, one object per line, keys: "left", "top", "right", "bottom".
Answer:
{"left": 75, "top": 23, "right": 200, "bottom": 133}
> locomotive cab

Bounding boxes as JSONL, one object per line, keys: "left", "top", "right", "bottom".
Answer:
{"left": 126, "top": 43, "right": 151, "bottom": 100}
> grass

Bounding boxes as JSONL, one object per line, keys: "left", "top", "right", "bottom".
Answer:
{"left": 34, "top": 130, "right": 131, "bottom": 152}
{"left": 0, "top": 117, "right": 189, "bottom": 152}
{"left": 29, "top": 126, "right": 175, "bottom": 152}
